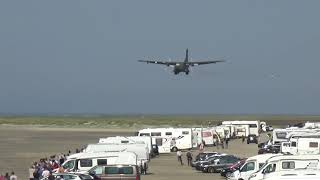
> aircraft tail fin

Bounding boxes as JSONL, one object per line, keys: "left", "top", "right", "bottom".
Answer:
{"left": 184, "top": 48, "right": 189, "bottom": 63}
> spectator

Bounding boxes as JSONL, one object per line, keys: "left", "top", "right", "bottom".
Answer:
{"left": 186, "top": 150, "right": 193, "bottom": 166}
{"left": 177, "top": 150, "right": 183, "bottom": 165}
{"left": 9, "top": 172, "right": 17, "bottom": 180}
{"left": 242, "top": 135, "right": 245, "bottom": 143}
{"left": 5, "top": 173, "right": 9, "bottom": 180}
{"left": 29, "top": 165, "right": 35, "bottom": 180}
{"left": 225, "top": 138, "right": 229, "bottom": 149}
{"left": 0, "top": 174, "right": 5, "bottom": 180}
{"left": 41, "top": 167, "right": 50, "bottom": 179}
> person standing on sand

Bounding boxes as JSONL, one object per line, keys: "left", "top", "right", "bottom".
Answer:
{"left": 177, "top": 150, "right": 183, "bottom": 165}
{"left": 5, "top": 173, "right": 9, "bottom": 180}
{"left": 9, "top": 172, "right": 17, "bottom": 180}
{"left": 186, "top": 150, "right": 193, "bottom": 166}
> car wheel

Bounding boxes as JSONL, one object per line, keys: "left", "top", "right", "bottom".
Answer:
{"left": 208, "top": 167, "right": 215, "bottom": 173}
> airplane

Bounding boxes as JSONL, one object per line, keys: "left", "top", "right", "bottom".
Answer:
{"left": 138, "top": 49, "right": 225, "bottom": 75}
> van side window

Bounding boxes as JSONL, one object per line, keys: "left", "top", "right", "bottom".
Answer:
{"left": 291, "top": 142, "right": 297, "bottom": 147}
{"left": 105, "top": 167, "right": 118, "bottom": 174}
{"left": 249, "top": 124, "right": 257, "bottom": 128}
{"left": 139, "top": 133, "right": 150, "bottom": 136}
{"left": 263, "top": 164, "right": 276, "bottom": 174}
{"left": 97, "top": 159, "right": 107, "bottom": 165}
{"left": 276, "top": 132, "right": 287, "bottom": 139}
{"left": 282, "top": 161, "right": 295, "bottom": 169}
{"left": 120, "top": 167, "right": 134, "bottom": 174}
{"left": 63, "top": 160, "right": 75, "bottom": 169}
{"left": 165, "top": 132, "right": 172, "bottom": 135}
{"left": 151, "top": 132, "right": 161, "bottom": 136}
{"left": 80, "top": 159, "right": 92, "bottom": 167}
{"left": 241, "top": 162, "right": 255, "bottom": 172}
{"left": 182, "top": 131, "right": 189, "bottom": 135}
{"left": 121, "top": 140, "right": 129, "bottom": 143}
{"left": 155, "top": 138, "right": 163, "bottom": 146}
{"left": 309, "top": 142, "right": 318, "bottom": 148}
{"left": 259, "top": 163, "right": 265, "bottom": 168}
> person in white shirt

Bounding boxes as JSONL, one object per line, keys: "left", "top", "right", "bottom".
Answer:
{"left": 9, "top": 172, "right": 17, "bottom": 180}
{"left": 176, "top": 150, "right": 183, "bottom": 165}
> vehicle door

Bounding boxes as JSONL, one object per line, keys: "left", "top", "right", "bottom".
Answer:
{"left": 239, "top": 161, "right": 256, "bottom": 180}
{"left": 261, "top": 163, "right": 277, "bottom": 180}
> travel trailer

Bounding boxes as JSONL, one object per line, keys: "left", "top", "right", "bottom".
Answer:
{"left": 98, "top": 136, "right": 153, "bottom": 156}
{"left": 138, "top": 128, "right": 193, "bottom": 151}
{"left": 228, "top": 154, "right": 282, "bottom": 180}
{"left": 59, "top": 152, "right": 137, "bottom": 173}
{"left": 83, "top": 143, "right": 149, "bottom": 165}
{"left": 248, "top": 154, "right": 320, "bottom": 180}
{"left": 260, "top": 169, "right": 320, "bottom": 180}
{"left": 281, "top": 133, "right": 320, "bottom": 155}
{"left": 222, "top": 121, "right": 260, "bottom": 136}
{"left": 272, "top": 128, "right": 320, "bottom": 145}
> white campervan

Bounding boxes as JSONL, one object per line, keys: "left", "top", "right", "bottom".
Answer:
{"left": 281, "top": 133, "right": 320, "bottom": 155}
{"left": 260, "top": 169, "right": 320, "bottom": 180}
{"left": 138, "top": 128, "right": 193, "bottom": 151}
{"left": 228, "top": 154, "right": 282, "bottom": 180}
{"left": 98, "top": 136, "right": 153, "bottom": 156}
{"left": 272, "top": 128, "right": 320, "bottom": 145}
{"left": 248, "top": 154, "right": 320, "bottom": 180}
{"left": 222, "top": 120, "right": 260, "bottom": 136}
{"left": 60, "top": 152, "right": 137, "bottom": 173}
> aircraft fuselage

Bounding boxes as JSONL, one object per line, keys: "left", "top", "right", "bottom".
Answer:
{"left": 174, "top": 63, "right": 189, "bottom": 75}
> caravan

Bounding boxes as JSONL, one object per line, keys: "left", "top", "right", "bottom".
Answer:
{"left": 248, "top": 154, "right": 320, "bottom": 180}
{"left": 138, "top": 128, "right": 193, "bottom": 151}
{"left": 222, "top": 121, "right": 260, "bottom": 136}
{"left": 98, "top": 136, "right": 153, "bottom": 157}
{"left": 281, "top": 133, "right": 320, "bottom": 155}
{"left": 59, "top": 152, "right": 137, "bottom": 173}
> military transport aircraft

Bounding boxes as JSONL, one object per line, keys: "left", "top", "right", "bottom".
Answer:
{"left": 138, "top": 49, "right": 225, "bottom": 75}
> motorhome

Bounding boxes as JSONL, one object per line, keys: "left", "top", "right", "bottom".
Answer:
{"left": 138, "top": 128, "right": 193, "bottom": 151}
{"left": 248, "top": 154, "right": 320, "bottom": 180}
{"left": 228, "top": 154, "right": 282, "bottom": 180}
{"left": 222, "top": 121, "right": 260, "bottom": 136}
{"left": 272, "top": 128, "right": 320, "bottom": 145}
{"left": 59, "top": 152, "right": 137, "bottom": 173}
{"left": 304, "top": 122, "right": 320, "bottom": 129}
{"left": 260, "top": 169, "right": 320, "bottom": 180}
{"left": 281, "top": 133, "right": 320, "bottom": 155}
{"left": 192, "top": 127, "right": 214, "bottom": 146}
{"left": 98, "top": 136, "right": 153, "bottom": 157}
{"left": 83, "top": 143, "right": 149, "bottom": 165}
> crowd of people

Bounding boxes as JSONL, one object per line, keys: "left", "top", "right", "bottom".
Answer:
{"left": 27, "top": 148, "right": 84, "bottom": 180}
{"left": 0, "top": 172, "right": 18, "bottom": 180}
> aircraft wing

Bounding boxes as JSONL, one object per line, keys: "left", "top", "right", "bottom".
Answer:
{"left": 138, "top": 60, "right": 177, "bottom": 66}
{"left": 188, "top": 60, "right": 225, "bottom": 66}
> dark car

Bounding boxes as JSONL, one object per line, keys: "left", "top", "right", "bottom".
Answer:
{"left": 193, "top": 154, "right": 227, "bottom": 171}
{"left": 220, "top": 159, "right": 246, "bottom": 177}
{"left": 258, "top": 145, "right": 280, "bottom": 154}
{"left": 191, "top": 152, "right": 219, "bottom": 167}
{"left": 202, "top": 155, "right": 240, "bottom": 173}
{"left": 247, "top": 134, "right": 258, "bottom": 144}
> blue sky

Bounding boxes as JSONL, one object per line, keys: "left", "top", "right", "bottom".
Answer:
{"left": 0, "top": 1, "right": 320, "bottom": 114}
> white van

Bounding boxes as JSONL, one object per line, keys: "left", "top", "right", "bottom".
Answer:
{"left": 272, "top": 128, "right": 320, "bottom": 145}
{"left": 98, "top": 136, "right": 153, "bottom": 156}
{"left": 228, "top": 154, "right": 282, "bottom": 180}
{"left": 248, "top": 154, "right": 320, "bottom": 180}
{"left": 138, "top": 128, "right": 193, "bottom": 151}
{"left": 260, "top": 169, "right": 320, "bottom": 180}
{"left": 60, "top": 152, "right": 137, "bottom": 173}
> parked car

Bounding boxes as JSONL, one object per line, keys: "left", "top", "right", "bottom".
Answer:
{"left": 220, "top": 159, "right": 246, "bottom": 177}
{"left": 202, "top": 155, "right": 240, "bottom": 173}
{"left": 195, "top": 155, "right": 224, "bottom": 171}
{"left": 247, "top": 134, "right": 258, "bottom": 144}
{"left": 258, "top": 144, "right": 280, "bottom": 154}
{"left": 191, "top": 152, "right": 220, "bottom": 167}
{"left": 88, "top": 164, "right": 140, "bottom": 180}
{"left": 53, "top": 173, "right": 93, "bottom": 180}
